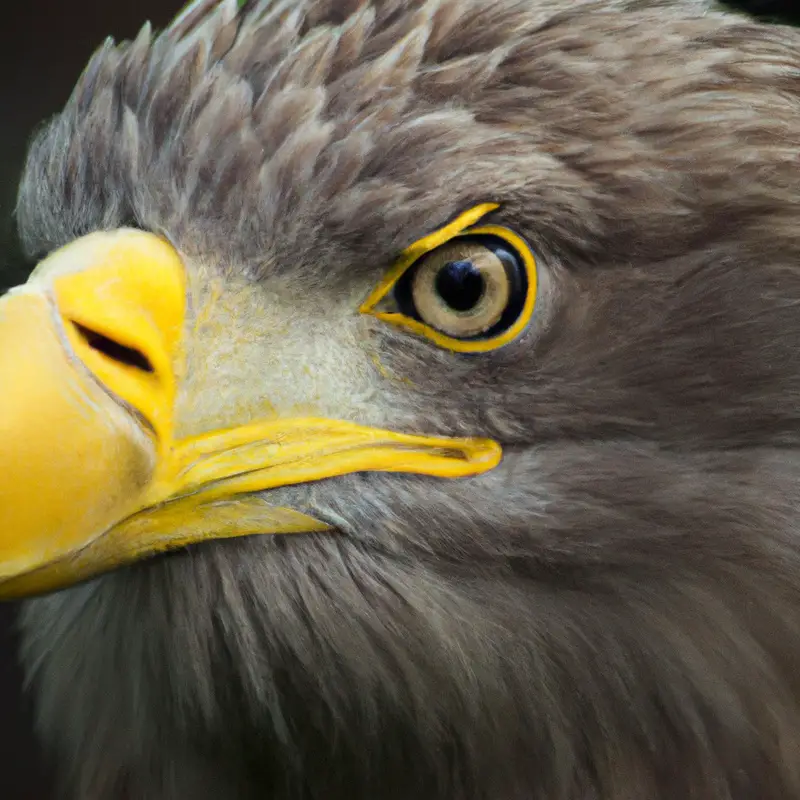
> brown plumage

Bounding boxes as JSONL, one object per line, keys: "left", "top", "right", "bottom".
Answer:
{"left": 12, "top": 0, "right": 800, "bottom": 797}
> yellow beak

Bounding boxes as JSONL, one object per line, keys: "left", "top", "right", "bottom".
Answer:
{"left": 0, "top": 230, "right": 501, "bottom": 597}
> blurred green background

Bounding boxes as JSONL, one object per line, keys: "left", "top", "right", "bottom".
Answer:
{"left": 0, "top": 0, "right": 796, "bottom": 796}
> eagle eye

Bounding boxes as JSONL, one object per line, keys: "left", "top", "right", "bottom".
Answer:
{"left": 393, "top": 236, "right": 529, "bottom": 341}
{"left": 360, "top": 204, "right": 538, "bottom": 353}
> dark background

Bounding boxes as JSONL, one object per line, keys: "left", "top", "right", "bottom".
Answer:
{"left": 0, "top": 0, "right": 797, "bottom": 797}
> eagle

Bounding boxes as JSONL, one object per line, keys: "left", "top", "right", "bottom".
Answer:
{"left": 3, "top": 0, "right": 800, "bottom": 797}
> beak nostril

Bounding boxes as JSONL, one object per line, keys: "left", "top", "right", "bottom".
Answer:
{"left": 72, "top": 322, "right": 155, "bottom": 373}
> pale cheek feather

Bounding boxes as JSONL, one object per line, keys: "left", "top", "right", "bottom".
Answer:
{"left": 174, "top": 267, "right": 391, "bottom": 439}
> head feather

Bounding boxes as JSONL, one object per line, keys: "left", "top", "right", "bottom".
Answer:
{"left": 18, "top": 2, "right": 800, "bottom": 799}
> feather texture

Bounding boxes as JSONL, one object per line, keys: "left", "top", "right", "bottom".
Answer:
{"left": 14, "top": 1, "right": 800, "bottom": 798}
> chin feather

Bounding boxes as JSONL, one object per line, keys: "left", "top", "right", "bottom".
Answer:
{"left": 19, "top": 448, "right": 800, "bottom": 799}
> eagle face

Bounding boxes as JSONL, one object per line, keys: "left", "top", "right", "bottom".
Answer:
{"left": 6, "top": 0, "right": 800, "bottom": 797}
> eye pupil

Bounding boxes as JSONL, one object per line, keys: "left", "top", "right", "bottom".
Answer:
{"left": 435, "top": 260, "right": 485, "bottom": 311}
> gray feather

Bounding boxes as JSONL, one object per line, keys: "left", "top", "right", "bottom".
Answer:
{"left": 15, "top": 0, "right": 800, "bottom": 797}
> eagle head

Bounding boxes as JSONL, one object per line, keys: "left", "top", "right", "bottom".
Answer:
{"left": 4, "top": 0, "right": 800, "bottom": 797}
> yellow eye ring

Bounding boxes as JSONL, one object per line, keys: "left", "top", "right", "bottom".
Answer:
{"left": 360, "top": 204, "right": 537, "bottom": 353}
